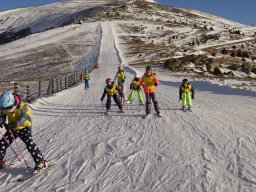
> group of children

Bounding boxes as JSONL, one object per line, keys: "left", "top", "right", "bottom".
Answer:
{"left": 100, "top": 65, "right": 195, "bottom": 115}
{"left": 0, "top": 65, "right": 195, "bottom": 171}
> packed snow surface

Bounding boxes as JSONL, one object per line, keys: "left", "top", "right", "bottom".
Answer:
{"left": 0, "top": 21, "right": 256, "bottom": 192}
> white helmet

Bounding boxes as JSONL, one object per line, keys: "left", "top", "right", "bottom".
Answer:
{"left": 134, "top": 73, "right": 140, "bottom": 78}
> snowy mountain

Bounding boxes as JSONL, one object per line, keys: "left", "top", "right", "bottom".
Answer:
{"left": 0, "top": 1, "right": 256, "bottom": 191}
{"left": 0, "top": 0, "right": 255, "bottom": 88}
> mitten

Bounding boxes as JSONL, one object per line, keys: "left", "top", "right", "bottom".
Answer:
{"left": 4, "top": 122, "right": 18, "bottom": 130}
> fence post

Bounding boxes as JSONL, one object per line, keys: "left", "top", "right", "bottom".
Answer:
{"left": 60, "top": 78, "right": 63, "bottom": 91}
{"left": 26, "top": 86, "right": 31, "bottom": 103}
{"left": 65, "top": 76, "right": 68, "bottom": 89}
{"left": 47, "top": 80, "right": 51, "bottom": 95}
{"left": 56, "top": 78, "right": 59, "bottom": 92}
{"left": 51, "top": 79, "right": 55, "bottom": 93}
{"left": 14, "top": 82, "right": 18, "bottom": 94}
{"left": 38, "top": 81, "right": 42, "bottom": 96}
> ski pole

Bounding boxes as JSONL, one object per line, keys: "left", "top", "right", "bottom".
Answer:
{"left": 9, "top": 129, "right": 30, "bottom": 168}
{"left": 0, "top": 129, "right": 22, "bottom": 162}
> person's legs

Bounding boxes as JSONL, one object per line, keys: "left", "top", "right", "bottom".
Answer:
{"left": 145, "top": 93, "right": 151, "bottom": 114}
{"left": 17, "top": 128, "right": 44, "bottom": 165}
{"left": 106, "top": 95, "right": 112, "bottom": 111}
{"left": 187, "top": 93, "right": 192, "bottom": 109}
{"left": 84, "top": 80, "right": 87, "bottom": 90}
{"left": 0, "top": 131, "right": 16, "bottom": 161}
{"left": 151, "top": 92, "right": 160, "bottom": 113}
{"left": 138, "top": 90, "right": 144, "bottom": 104}
{"left": 118, "top": 82, "right": 125, "bottom": 101}
{"left": 84, "top": 80, "right": 89, "bottom": 89}
{"left": 113, "top": 94, "right": 123, "bottom": 110}
{"left": 128, "top": 90, "right": 135, "bottom": 102}
{"left": 182, "top": 92, "right": 187, "bottom": 109}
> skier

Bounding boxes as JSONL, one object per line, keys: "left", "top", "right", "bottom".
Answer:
{"left": 114, "top": 65, "right": 126, "bottom": 102}
{"left": 84, "top": 69, "right": 90, "bottom": 90}
{"left": 0, "top": 91, "right": 46, "bottom": 173}
{"left": 127, "top": 74, "right": 144, "bottom": 105}
{"left": 179, "top": 79, "right": 195, "bottom": 111}
{"left": 139, "top": 65, "right": 161, "bottom": 117}
{"left": 101, "top": 78, "right": 124, "bottom": 114}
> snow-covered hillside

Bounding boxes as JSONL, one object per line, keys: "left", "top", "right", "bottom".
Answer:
{"left": 0, "top": 0, "right": 111, "bottom": 33}
{"left": 1, "top": 21, "right": 256, "bottom": 192}
{"left": 0, "top": 0, "right": 256, "bottom": 88}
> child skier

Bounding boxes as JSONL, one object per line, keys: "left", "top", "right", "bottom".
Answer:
{"left": 101, "top": 78, "right": 124, "bottom": 114}
{"left": 84, "top": 69, "right": 90, "bottom": 90}
{"left": 139, "top": 65, "right": 161, "bottom": 117}
{"left": 115, "top": 66, "right": 126, "bottom": 102}
{"left": 0, "top": 91, "right": 46, "bottom": 173}
{"left": 179, "top": 79, "right": 195, "bottom": 111}
{"left": 127, "top": 74, "right": 144, "bottom": 105}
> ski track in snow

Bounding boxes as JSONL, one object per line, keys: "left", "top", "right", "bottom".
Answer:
{"left": 1, "top": 21, "right": 256, "bottom": 192}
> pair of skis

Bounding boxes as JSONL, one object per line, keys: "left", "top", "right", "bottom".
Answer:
{"left": 1, "top": 159, "right": 56, "bottom": 182}
{"left": 17, "top": 164, "right": 56, "bottom": 182}
{"left": 142, "top": 113, "right": 162, "bottom": 118}
{"left": 182, "top": 108, "right": 192, "bottom": 112}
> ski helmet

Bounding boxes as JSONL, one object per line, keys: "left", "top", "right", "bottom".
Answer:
{"left": 146, "top": 65, "right": 152, "bottom": 71}
{"left": 134, "top": 73, "right": 140, "bottom": 78}
{"left": 182, "top": 79, "right": 188, "bottom": 83}
{"left": 106, "top": 78, "right": 112, "bottom": 83}
{"left": 0, "top": 91, "right": 15, "bottom": 108}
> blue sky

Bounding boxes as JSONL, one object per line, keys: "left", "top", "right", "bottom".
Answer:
{"left": 0, "top": 0, "right": 255, "bottom": 25}
{"left": 0, "top": 0, "right": 62, "bottom": 11}
{"left": 156, "top": 0, "right": 256, "bottom": 25}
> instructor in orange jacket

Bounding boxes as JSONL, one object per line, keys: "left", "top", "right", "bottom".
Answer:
{"left": 139, "top": 65, "right": 161, "bottom": 117}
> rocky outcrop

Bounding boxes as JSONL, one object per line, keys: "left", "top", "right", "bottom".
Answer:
{"left": 0, "top": 27, "right": 32, "bottom": 45}
{"left": 213, "top": 67, "right": 224, "bottom": 76}
{"left": 241, "top": 63, "right": 252, "bottom": 75}
{"left": 164, "top": 54, "right": 214, "bottom": 70}
{"left": 228, "top": 64, "right": 241, "bottom": 71}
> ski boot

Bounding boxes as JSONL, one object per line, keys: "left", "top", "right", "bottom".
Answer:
{"left": 182, "top": 107, "right": 186, "bottom": 112}
{"left": 120, "top": 108, "right": 124, "bottom": 113}
{"left": 33, "top": 160, "right": 47, "bottom": 174}
{"left": 188, "top": 107, "right": 192, "bottom": 112}
{"left": 157, "top": 112, "right": 162, "bottom": 117}
{"left": 105, "top": 109, "right": 110, "bottom": 115}
{"left": 143, "top": 113, "right": 150, "bottom": 118}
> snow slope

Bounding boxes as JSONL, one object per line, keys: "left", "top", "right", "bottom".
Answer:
{"left": 0, "top": 0, "right": 111, "bottom": 33}
{"left": 1, "top": 21, "right": 256, "bottom": 192}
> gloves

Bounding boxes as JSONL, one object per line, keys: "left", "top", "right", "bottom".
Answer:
{"left": 154, "top": 83, "right": 158, "bottom": 86}
{"left": 100, "top": 99, "right": 103, "bottom": 102}
{"left": 192, "top": 96, "right": 195, "bottom": 99}
{"left": 4, "top": 122, "right": 18, "bottom": 130}
{"left": 122, "top": 80, "right": 125, "bottom": 83}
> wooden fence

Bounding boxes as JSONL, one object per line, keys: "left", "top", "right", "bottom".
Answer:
{"left": 0, "top": 64, "right": 97, "bottom": 103}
